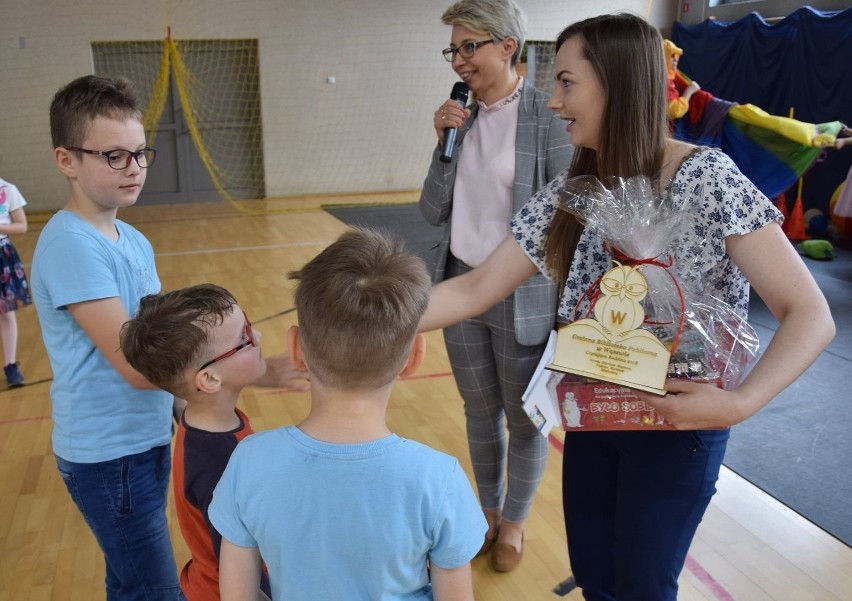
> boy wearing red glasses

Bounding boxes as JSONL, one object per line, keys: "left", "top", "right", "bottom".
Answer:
{"left": 121, "top": 283, "right": 308, "bottom": 600}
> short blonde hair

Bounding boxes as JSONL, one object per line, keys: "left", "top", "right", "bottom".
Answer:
{"left": 662, "top": 39, "right": 684, "bottom": 62}
{"left": 289, "top": 228, "right": 430, "bottom": 389}
{"left": 442, "top": 0, "right": 527, "bottom": 65}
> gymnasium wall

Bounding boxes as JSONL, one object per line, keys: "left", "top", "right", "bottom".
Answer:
{"left": 1, "top": 0, "right": 676, "bottom": 211}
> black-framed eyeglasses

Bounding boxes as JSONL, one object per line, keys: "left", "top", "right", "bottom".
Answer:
{"left": 442, "top": 39, "right": 494, "bottom": 62}
{"left": 65, "top": 146, "right": 157, "bottom": 170}
{"left": 198, "top": 311, "right": 255, "bottom": 371}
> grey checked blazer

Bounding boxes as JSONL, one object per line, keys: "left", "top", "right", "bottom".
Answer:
{"left": 419, "top": 83, "right": 574, "bottom": 346}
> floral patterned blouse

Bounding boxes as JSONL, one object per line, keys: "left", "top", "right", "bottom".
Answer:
{"left": 510, "top": 147, "right": 783, "bottom": 321}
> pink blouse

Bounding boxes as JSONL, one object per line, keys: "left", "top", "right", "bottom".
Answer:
{"left": 450, "top": 77, "right": 523, "bottom": 267}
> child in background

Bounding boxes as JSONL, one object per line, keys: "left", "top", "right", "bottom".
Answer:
{"left": 209, "top": 229, "right": 486, "bottom": 601}
{"left": 121, "top": 283, "right": 307, "bottom": 600}
{"left": 0, "top": 174, "right": 31, "bottom": 388}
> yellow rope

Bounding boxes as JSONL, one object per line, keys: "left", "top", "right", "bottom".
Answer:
{"left": 141, "top": 35, "right": 273, "bottom": 215}
{"left": 142, "top": 43, "right": 171, "bottom": 148}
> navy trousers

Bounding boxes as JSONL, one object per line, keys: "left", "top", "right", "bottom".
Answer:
{"left": 562, "top": 428, "right": 729, "bottom": 601}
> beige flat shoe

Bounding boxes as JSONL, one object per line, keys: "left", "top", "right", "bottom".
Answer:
{"left": 490, "top": 533, "right": 523, "bottom": 572}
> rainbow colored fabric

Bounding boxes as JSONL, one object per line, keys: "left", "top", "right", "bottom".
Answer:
{"left": 671, "top": 72, "right": 843, "bottom": 200}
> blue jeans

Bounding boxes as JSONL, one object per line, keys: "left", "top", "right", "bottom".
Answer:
{"left": 562, "top": 429, "right": 729, "bottom": 601}
{"left": 56, "top": 445, "right": 185, "bottom": 600}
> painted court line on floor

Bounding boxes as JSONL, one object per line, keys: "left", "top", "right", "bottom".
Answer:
{"left": 156, "top": 239, "right": 333, "bottom": 257}
{"left": 2, "top": 369, "right": 737, "bottom": 600}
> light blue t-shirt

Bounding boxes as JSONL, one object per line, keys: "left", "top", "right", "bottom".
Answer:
{"left": 31, "top": 210, "right": 172, "bottom": 463}
{"left": 209, "top": 426, "right": 487, "bottom": 600}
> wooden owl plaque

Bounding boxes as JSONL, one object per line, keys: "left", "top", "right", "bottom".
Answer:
{"left": 547, "top": 263, "right": 671, "bottom": 395}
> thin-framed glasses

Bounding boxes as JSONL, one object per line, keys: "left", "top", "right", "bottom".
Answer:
{"left": 442, "top": 39, "right": 494, "bottom": 62}
{"left": 65, "top": 146, "right": 157, "bottom": 170}
{"left": 198, "top": 311, "right": 255, "bottom": 371}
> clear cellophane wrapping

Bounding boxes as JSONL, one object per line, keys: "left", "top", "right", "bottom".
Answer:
{"left": 549, "top": 175, "right": 759, "bottom": 430}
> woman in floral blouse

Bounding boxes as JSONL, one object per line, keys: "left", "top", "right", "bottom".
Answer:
{"left": 419, "top": 13, "right": 834, "bottom": 601}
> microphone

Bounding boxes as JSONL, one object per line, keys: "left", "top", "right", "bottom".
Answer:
{"left": 439, "top": 82, "right": 470, "bottom": 163}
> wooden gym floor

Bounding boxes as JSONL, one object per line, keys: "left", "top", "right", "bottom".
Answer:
{"left": 1, "top": 193, "right": 849, "bottom": 600}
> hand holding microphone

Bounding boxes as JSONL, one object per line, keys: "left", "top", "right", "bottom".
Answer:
{"left": 436, "top": 82, "right": 470, "bottom": 163}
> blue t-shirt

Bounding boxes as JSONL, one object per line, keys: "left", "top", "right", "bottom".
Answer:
{"left": 209, "top": 426, "right": 487, "bottom": 600}
{"left": 31, "top": 210, "right": 172, "bottom": 463}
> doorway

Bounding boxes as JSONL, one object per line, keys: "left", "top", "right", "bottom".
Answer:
{"left": 92, "top": 39, "right": 265, "bottom": 205}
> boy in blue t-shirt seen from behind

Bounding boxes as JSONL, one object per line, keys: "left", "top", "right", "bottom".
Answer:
{"left": 209, "top": 228, "right": 487, "bottom": 601}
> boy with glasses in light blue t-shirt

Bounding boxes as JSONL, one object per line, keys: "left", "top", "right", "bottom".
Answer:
{"left": 33, "top": 75, "right": 182, "bottom": 599}
{"left": 32, "top": 75, "right": 305, "bottom": 600}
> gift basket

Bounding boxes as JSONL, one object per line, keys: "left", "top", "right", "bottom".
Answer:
{"left": 545, "top": 175, "right": 760, "bottom": 430}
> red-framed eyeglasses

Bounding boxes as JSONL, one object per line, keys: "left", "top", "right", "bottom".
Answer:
{"left": 198, "top": 311, "right": 255, "bottom": 371}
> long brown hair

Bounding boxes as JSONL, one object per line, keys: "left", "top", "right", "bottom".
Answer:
{"left": 545, "top": 13, "right": 668, "bottom": 290}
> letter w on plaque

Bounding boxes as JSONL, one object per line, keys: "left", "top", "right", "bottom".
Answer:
{"left": 547, "top": 263, "right": 670, "bottom": 395}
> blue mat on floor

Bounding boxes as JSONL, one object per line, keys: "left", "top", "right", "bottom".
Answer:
{"left": 325, "top": 203, "right": 852, "bottom": 546}
{"left": 324, "top": 203, "right": 442, "bottom": 275}
{"left": 725, "top": 246, "right": 852, "bottom": 546}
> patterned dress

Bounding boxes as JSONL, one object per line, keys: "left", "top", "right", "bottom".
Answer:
{"left": 510, "top": 147, "right": 783, "bottom": 322}
{"left": 0, "top": 178, "right": 32, "bottom": 313}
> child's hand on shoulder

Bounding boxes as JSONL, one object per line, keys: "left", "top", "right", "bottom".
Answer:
{"left": 256, "top": 353, "right": 310, "bottom": 392}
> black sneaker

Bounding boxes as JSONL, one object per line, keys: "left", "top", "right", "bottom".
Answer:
{"left": 4, "top": 362, "right": 24, "bottom": 388}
